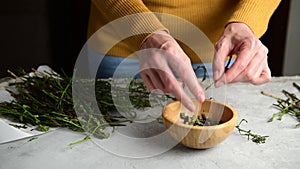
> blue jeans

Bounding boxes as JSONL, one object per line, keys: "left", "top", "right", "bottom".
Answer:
{"left": 87, "top": 48, "right": 234, "bottom": 79}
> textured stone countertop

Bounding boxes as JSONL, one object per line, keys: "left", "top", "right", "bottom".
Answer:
{"left": 0, "top": 76, "right": 299, "bottom": 169}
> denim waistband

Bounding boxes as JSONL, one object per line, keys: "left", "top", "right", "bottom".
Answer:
{"left": 87, "top": 49, "right": 235, "bottom": 79}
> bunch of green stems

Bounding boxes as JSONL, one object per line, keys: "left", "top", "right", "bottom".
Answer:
{"left": 0, "top": 69, "right": 171, "bottom": 140}
{"left": 261, "top": 82, "right": 300, "bottom": 127}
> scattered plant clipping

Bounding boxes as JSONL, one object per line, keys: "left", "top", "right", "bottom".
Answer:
{"left": 180, "top": 113, "right": 268, "bottom": 144}
{"left": 235, "top": 119, "right": 269, "bottom": 144}
{"left": 261, "top": 82, "right": 300, "bottom": 127}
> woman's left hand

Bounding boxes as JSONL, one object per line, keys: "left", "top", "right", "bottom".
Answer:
{"left": 213, "top": 22, "right": 272, "bottom": 87}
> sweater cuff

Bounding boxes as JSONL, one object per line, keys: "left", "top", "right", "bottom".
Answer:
{"left": 227, "top": 0, "right": 281, "bottom": 38}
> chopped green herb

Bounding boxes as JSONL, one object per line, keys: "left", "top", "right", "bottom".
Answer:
{"left": 36, "top": 124, "right": 50, "bottom": 132}
{"left": 9, "top": 123, "right": 27, "bottom": 129}
{"left": 69, "top": 136, "right": 91, "bottom": 149}
{"left": 28, "top": 137, "right": 38, "bottom": 142}
{"left": 179, "top": 112, "right": 222, "bottom": 126}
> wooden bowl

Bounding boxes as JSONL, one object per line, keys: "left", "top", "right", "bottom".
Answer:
{"left": 162, "top": 99, "right": 238, "bottom": 149}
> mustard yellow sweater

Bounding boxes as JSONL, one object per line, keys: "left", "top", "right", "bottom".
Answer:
{"left": 87, "top": 0, "right": 281, "bottom": 62}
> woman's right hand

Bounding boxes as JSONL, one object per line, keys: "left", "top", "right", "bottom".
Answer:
{"left": 139, "top": 31, "right": 205, "bottom": 112}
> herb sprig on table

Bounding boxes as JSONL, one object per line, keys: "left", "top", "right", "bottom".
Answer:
{"left": 261, "top": 82, "right": 300, "bottom": 127}
{"left": 235, "top": 119, "right": 269, "bottom": 144}
{"left": 179, "top": 112, "right": 268, "bottom": 144}
{"left": 0, "top": 69, "right": 171, "bottom": 143}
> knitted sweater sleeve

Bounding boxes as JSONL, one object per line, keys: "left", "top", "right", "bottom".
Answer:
{"left": 91, "top": 0, "right": 167, "bottom": 49}
{"left": 228, "top": 0, "right": 281, "bottom": 38}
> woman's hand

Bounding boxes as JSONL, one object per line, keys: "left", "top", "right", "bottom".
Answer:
{"left": 139, "top": 31, "right": 205, "bottom": 111}
{"left": 213, "top": 22, "right": 272, "bottom": 87}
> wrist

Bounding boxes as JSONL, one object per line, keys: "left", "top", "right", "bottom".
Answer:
{"left": 225, "top": 22, "right": 255, "bottom": 35}
{"left": 152, "top": 30, "right": 169, "bottom": 36}
{"left": 140, "top": 29, "right": 170, "bottom": 49}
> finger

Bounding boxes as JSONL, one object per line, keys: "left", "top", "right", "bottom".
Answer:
{"left": 164, "top": 74, "right": 196, "bottom": 112}
{"left": 177, "top": 81, "right": 185, "bottom": 89}
{"left": 246, "top": 58, "right": 271, "bottom": 85}
{"left": 154, "top": 66, "right": 197, "bottom": 112}
{"left": 224, "top": 42, "right": 255, "bottom": 83}
{"left": 140, "top": 71, "right": 155, "bottom": 91}
{"left": 254, "top": 65, "right": 272, "bottom": 85}
{"left": 158, "top": 64, "right": 185, "bottom": 93}
{"left": 176, "top": 87, "right": 196, "bottom": 112}
{"left": 138, "top": 52, "right": 167, "bottom": 91}
{"left": 167, "top": 53, "right": 205, "bottom": 103}
{"left": 144, "top": 69, "right": 166, "bottom": 90}
{"left": 230, "top": 52, "right": 265, "bottom": 83}
{"left": 157, "top": 68, "right": 180, "bottom": 93}
{"left": 213, "top": 39, "right": 231, "bottom": 83}
{"left": 230, "top": 60, "right": 271, "bottom": 85}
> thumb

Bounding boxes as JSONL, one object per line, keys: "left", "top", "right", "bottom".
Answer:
{"left": 213, "top": 43, "right": 230, "bottom": 83}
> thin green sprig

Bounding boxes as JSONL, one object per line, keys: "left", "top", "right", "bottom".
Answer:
{"left": 235, "top": 119, "right": 269, "bottom": 144}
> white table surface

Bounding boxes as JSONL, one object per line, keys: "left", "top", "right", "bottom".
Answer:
{"left": 0, "top": 76, "right": 299, "bottom": 169}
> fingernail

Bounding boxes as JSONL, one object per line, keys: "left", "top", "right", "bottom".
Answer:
{"left": 187, "top": 102, "right": 196, "bottom": 112}
{"left": 215, "top": 80, "right": 224, "bottom": 88}
{"left": 197, "top": 93, "right": 205, "bottom": 102}
{"left": 214, "top": 70, "right": 223, "bottom": 82}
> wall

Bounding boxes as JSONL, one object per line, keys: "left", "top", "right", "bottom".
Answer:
{"left": 0, "top": 0, "right": 52, "bottom": 75}
{"left": 0, "top": 0, "right": 90, "bottom": 77}
{"left": 283, "top": 0, "right": 300, "bottom": 76}
{"left": 260, "top": 0, "right": 290, "bottom": 76}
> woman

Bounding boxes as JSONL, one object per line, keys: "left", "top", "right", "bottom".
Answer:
{"left": 87, "top": 0, "right": 281, "bottom": 111}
